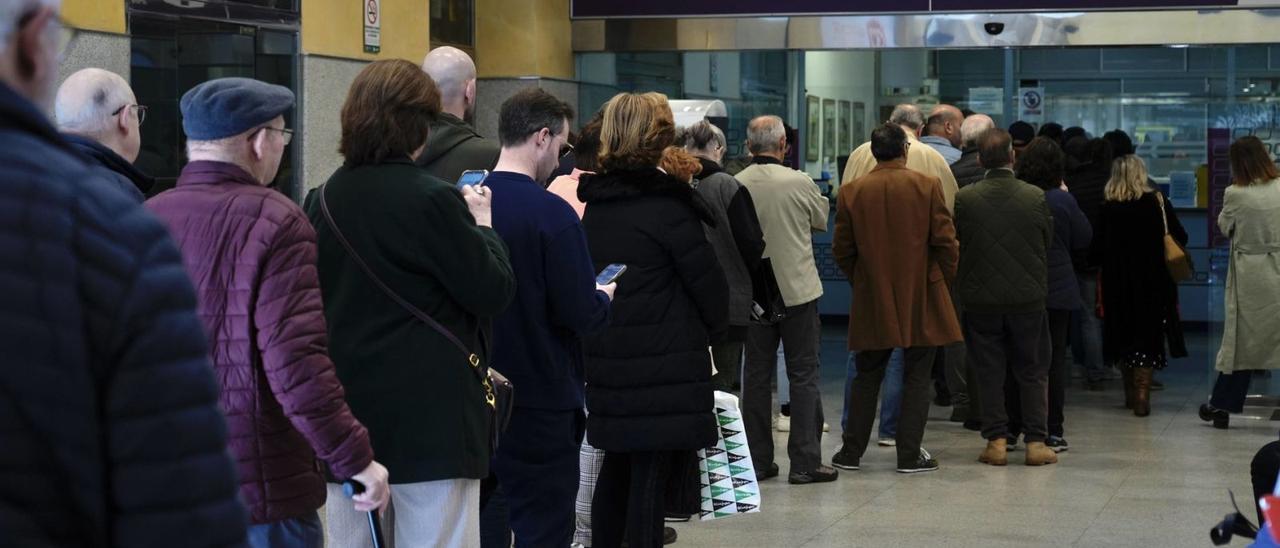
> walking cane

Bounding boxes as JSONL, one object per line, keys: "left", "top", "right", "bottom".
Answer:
{"left": 342, "top": 480, "right": 386, "bottom": 548}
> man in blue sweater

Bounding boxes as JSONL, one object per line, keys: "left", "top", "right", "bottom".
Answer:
{"left": 483, "top": 87, "right": 615, "bottom": 547}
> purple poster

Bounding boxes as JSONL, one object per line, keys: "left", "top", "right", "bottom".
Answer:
{"left": 1206, "top": 128, "right": 1232, "bottom": 248}
{"left": 573, "top": 0, "right": 1239, "bottom": 18}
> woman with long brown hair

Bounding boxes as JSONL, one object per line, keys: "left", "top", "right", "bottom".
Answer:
{"left": 1090, "top": 154, "right": 1188, "bottom": 417}
{"left": 1199, "top": 136, "right": 1280, "bottom": 428}
{"left": 578, "top": 92, "right": 728, "bottom": 548}
{"left": 308, "top": 59, "right": 516, "bottom": 547}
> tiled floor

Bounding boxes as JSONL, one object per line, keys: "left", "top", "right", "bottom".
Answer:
{"left": 672, "top": 325, "right": 1277, "bottom": 547}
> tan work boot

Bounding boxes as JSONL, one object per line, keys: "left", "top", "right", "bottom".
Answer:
{"left": 1024, "top": 441, "right": 1059, "bottom": 466}
{"left": 979, "top": 437, "right": 1008, "bottom": 466}
{"left": 1133, "top": 367, "right": 1153, "bottom": 417}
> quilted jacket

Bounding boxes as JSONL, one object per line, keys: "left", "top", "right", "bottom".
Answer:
{"left": 0, "top": 83, "right": 246, "bottom": 547}
{"left": 148, "top": 161, "right": 373, "bottom": 524}
{"left": 953, "top": 169, "right": 1053, "bottom": 314}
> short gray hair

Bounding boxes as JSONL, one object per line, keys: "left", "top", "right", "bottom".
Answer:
{"left": 55, "top": 68, "right": 134, "bottom": 136}
{"left": 746, "top": 115, "right": 785, "bottom": 155}
{"left": 0, "top": 0, "right": 58, "bottom": 43}
{"left": 684, "top": 119, "right": 726, "bottom": 152}
{"left": 888, "top": 104, "right": 925, "bottom": 131}
{"left": 960, "top": 114, "right": 996, "bottom": 148}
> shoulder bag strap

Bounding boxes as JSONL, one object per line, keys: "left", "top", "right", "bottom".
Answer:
{"left": 1155, "top": 192, "right": 1170, "bottom": 236}
{"left": 317, "top": 185, "right": 485, "bottom": 377}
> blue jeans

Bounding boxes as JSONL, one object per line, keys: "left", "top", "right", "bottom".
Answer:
{"left": 247, "top": 511, "right": 323, "bottom": 548}
{"left": 1071, "top": 273, "right": 1107, "bottom": 382}
{"left": 842, "top": 349, "right": 903, "bottom": 439}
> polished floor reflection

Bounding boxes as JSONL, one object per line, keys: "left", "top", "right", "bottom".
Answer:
{"left": 676, "top": 326, "right": 1271, "bottom": 548}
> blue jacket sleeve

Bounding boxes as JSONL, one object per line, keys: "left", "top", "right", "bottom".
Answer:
{"left": 544, "top": 221, "right": 612, "bottom": 334}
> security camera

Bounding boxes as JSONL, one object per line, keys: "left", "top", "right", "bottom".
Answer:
{"left": 984, "top": 22, "right": 1005, "bottom": 35}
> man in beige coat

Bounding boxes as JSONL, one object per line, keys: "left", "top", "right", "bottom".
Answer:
{"left": 830, "top": 123, "right": 961, "bottom": 474}
{"left": 737, "top": 115, "right": 838, "bottom": 485}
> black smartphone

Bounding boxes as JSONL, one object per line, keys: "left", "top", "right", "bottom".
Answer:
{"left": 596, "top": 264, "right": 627, "bottom": 285}
{"left": 456, "top": 169, "right": 489, "bottom": 191}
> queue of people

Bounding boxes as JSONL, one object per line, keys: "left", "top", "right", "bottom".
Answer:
{"left": 3, "top": 2, "right": 1276, "bottom": 545}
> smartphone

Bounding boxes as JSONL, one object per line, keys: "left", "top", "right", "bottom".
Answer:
{"left": 456, "top": 169, "right": 489, "bottom": 191}
{"left": 596, "top": 264, "right": 627, "bottom": 285}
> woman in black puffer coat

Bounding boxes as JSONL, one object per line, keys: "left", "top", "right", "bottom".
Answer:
{"left": 578, "top": 92, "right": 729, "bottom": 548}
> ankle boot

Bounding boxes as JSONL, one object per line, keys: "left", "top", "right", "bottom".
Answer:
{"left": 979, "top": 437, "right": 1008, "bottom": 466}
{"left": 1133, "top": 368, "right": 1153, "bottom": 417}
{"left": 1025, "top": 441, "right": 1059, "bottom": 466}
{"left": 1121, "top": 368, "right": 1136, "bottom": 410}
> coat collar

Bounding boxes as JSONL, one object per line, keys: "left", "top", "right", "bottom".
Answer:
{"left": 177, "top": 160, "right": 261, "bottom": 188}
{"left": 63, "top": 133, "right": 156, "bottom": 194}
{"left": 870, "top": 158, "right": 910, "bottom": 173}
{"left": 751, "top": 155, "right": 783, "bottom": 166}
{"left": 577, "top": 166, "right": 718, "bottom": 226}
{"left": 697, "top": 157, "right": 724, "bottom": 177}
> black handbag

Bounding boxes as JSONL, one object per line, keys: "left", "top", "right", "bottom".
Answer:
{"left": 317, "top": 185, "right": 513, "bottom": 451}
{"left": 749, "top": 257, "right": 787, "bottom": 325}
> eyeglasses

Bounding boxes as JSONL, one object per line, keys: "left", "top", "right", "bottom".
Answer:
{"left": 560, "top": 141, "right": 575, "bottom": 159}
{"left": 17, "top": 10, "right": 78, "bottom": 61}
{"left": 112, "top": 104, "right": 148, "bottom": 126}
{"left": 257, "top": 126, "right": 294, "bottom": 146}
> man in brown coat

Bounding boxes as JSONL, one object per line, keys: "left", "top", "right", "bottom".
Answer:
{"left": 830, "top": 123, "right": 962, "bottom": 474}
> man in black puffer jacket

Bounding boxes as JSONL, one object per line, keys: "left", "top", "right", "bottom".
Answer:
{"left": 0, "top": 4, "right": 247, "bottom": 547}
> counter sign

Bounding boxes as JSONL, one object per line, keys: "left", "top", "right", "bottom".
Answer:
{"left": 363, "top": 0, "right": 381, "bottom": 54}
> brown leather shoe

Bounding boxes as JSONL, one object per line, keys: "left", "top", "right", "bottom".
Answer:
{"left": 1121, "top": 367, "right": 1135, "bottom": 410}
{"left": 1024, "top": 441, "right": 1059, "bottom": 466}
{"left": 979, "top": 437, "right": 1008, "bottom": 466}
{"left": 1133, "top": 368, "right": 1152, "bottom": 417}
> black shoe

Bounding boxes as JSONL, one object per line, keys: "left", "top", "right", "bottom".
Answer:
{"left": 1199, "top": 404, "right": 1230, "bottom": 429}
{"left": 963, "top": 419, "right": 982, "bottom": 432}
{"left": 664, "top": 527, "right": 678, "bottom": 545}
{"left": 788, "top": 465, "right": 839, "bottom": 484}
{"left": 1006, "top": 435, "right": 1019, "bottom": 451}
{"left": 897, "top": 455, "right": 940, "bottom": 474}
{"left": 757, "top": 462, "right": 780, "bottom": 481}
{"left": 949, "top": 408, "right": 968, "bottom": 423}
{"left": 831, "top": 448, "right": 861, "bottom": 471}
{"left": 934, "top": 390, "right": 952, "bottom": 407}
{"left": 664, "top": 512, "right": 692, "bottom": 523}
{"left": 1046, "top": 436, "right": 1070, "bottom": 453}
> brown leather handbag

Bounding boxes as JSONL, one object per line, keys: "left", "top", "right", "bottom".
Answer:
{"left": 1156, "top": 192, "right": 1194, "bottom": 283}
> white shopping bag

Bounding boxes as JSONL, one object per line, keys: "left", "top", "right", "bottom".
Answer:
{"left": 697, "top": 391, "right": 761, "bottom": 520}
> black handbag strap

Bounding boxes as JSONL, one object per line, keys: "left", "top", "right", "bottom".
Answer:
{"left": 317, "top": 185, "right": 490, "bottom": 389}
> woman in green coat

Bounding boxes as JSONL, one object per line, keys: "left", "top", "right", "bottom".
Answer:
{"left": 1200, "top": 136, "right": 1280, "bottom": 429}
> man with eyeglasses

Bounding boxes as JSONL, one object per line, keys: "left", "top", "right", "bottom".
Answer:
{"left": 480, "top": 87, "right": 616, "bottom": 547}
{"left": 146, "top": 77, "right": 390, "bottom": 548}
{"left": 55, "top": 68, "right": 152, "bottom": 201}
{"left": 0, "top": 2, "right": 248, "bottom": 547}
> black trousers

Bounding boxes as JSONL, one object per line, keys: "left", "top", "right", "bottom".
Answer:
{"left": 843, "top": 346, "right": 937, "bottom": 467}
{"left": 485, "top": 408, "right": 585, "bottom": 548}
{"left": 1211, "top": 372, "right": 1254, "bottom": 414}
{"left": 743, "top": 300, "right": 824, "bottom": 473}
{"left": 592, "top": 450, "right": 676, "bottom": 548}
{"left": 1047, "top": 310, "right": 1071, "bottom": 437}
{"left": 965, "top": 310, "right": 1052, "bottom": 443}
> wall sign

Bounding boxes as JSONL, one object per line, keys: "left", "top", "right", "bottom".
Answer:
{"left": 1018, "top": 87, "right": 1044, "bottom": 124}
{"left": 363, "top": 0, "right": 381, "bottom": 54}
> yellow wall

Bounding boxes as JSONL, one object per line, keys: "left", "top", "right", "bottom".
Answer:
{"left": 475, "top": 0, "right": 574, "bottom": 79}
{"left": 302, "top": 0, "right": 429, "bottom": 62}
{"left": 62, "top": 0, "right": 126, "bottom": 34}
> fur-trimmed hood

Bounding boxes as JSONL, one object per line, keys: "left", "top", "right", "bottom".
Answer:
{"left": 577, "top": 167, "right": 718, "bottom": 227}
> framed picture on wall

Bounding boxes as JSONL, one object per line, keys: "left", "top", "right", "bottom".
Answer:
{"left": 837, "top": 100, "right": 852, "bottom": 156}
{"left": 852, "top": 102, "right": 867, "bottom": 149}
{"left": 806, "top": 96, "right": 821, "bottom": 162}
{"left": 823, "top": 98, "right": 836, "bottom": 165}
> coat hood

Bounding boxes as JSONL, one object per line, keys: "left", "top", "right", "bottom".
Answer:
{"left": 418, "top": 112, "right": 484, "bottom": 166}
{"left": 577, "top": 167, "right": 718, "bottom": 226}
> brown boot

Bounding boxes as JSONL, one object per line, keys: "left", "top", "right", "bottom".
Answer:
{"left": 1025, "top": 441, "right": 1059, "bottom": 466}
{"left": 1121, "top": 367, "right": 1136, "bottom": 410}
{"left": 979, "top": 437, "right": 1008, "bottom": 466}
{"left": 1133, "top": 368, "right": 1152, "bottom": 417}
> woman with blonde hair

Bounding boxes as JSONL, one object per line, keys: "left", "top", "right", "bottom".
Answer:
{"left": 1090, "top": 154, "right": 1188, "bottom": 417}
{"left": 577, "top": 92, "right": 728, "bottom": 548}
{"left": 1199, "top": 136, "right": 1280, "bottom": 428}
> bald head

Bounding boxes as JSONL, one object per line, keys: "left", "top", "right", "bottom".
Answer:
{"left": 746, "top": 115, "right": 786, "bottom": 157}
{"left": 925, "top": 104, "right": 963, "bottom": 147}
{"left": 960, "top": 114, "right": 995, "bottom": 149}
{"left": 888, "top": 104, "right": 926, "bottom": 135}
{"left": 55, "top": 68, "right": 141, "bottom": 162}
{"left": 421, "top": 46, "right": 477, "bottom": 120}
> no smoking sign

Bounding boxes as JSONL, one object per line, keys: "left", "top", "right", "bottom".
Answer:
{"left": 363, "top": 0, "right": 381, "bottom": 54}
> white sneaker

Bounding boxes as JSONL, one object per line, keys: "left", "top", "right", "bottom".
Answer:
{"left": 878, "top": 438, "right": 896, "bottom": 447}
{"left": 775, "top": 415, "right": 791, "bottom": 432}
{"left": 822, "top": 422, "right": 830, "bottom": 432}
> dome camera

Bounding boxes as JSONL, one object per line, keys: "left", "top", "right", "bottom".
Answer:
{"left": 984, "top": 22, "right": 1006, "bottom": 35}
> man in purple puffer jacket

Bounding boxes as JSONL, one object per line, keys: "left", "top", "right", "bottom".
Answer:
{"left": 147, "top": 78, "right": 390, "bottom": 548}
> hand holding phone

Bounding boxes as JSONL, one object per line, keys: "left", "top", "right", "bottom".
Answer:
{"left": 456, "top": 169, "right": 489, "bottom": 191}
{"left": 596, "top": 264, "right": 626, "bottom": 285}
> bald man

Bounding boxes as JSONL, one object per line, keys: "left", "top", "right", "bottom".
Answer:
{"left": 56, "top": 68, "right": 152, "bottom": 201}
{"left": 416, "top": 46, "right": 500, "bottom": 183}
{"left": 920, "top": 104, "right": 964, "bottom": 165}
